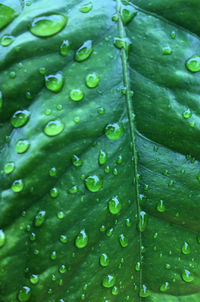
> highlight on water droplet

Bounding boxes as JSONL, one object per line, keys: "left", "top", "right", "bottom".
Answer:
{"left": 4, "top": 161, "right": 15, "bottom": 174}
{"left": 60, "top": 40, "right": 70, "bottom": 56}
{"left": 160, "top": 282, "right": 170, "bottom": 292}
{"left": 185, "top": 55, "right": 200, "bottom": 73}
{"left": 80, "top": 1, "right": 93, "bottom": 13}
{"left": 119, "top": 234, "right": 128, "bottom": 247}
{"left": 45, "top": 73, "right": 64, "bottom": 93}
{"left": 139, "top": 211, "right": 148, "bottom": 232}
{"left": 85, "top": 72, "right": 100, "bottom": 88}
{"left": 105, "top": 123, "right": 123, "bottom": 140}
{"left": 182, "top": 269, "right": 194, "bottom": 282}
{"left": 102, "top": 274, "right": 116, "bottom": 288}
{"left": 11, "top": 179, "right": 24, "bottom": 192}
{"left": 70, "top": 88, "right": 84, "bottom": 101}
{"left": 44, "top": 120, "right": 64, "bottom": 137}
{"left": 100, "top": 253, "right": 109, "bottom": 267}
{"left": 0, "top": 34, "right": 14, "bottom": 46}
{"left": 15, "top": 139, "right": 30, "bottom": 154}
{"left": 182, "top": 242, "right": 191, "bottom": 255}
{"left": 35, "top": 210, "right": 46, "bottom": 227}
{"left": 30, "top": 14, "right": 67, "bottom": 37}
{"left": 0, "top": 230, "right": 6, "bottom": 247}
{"left": 108, "top": 196, "right": 121, "bottom": 215}
{"left": 17, "top": 286, "right": 31, "bottom": 302}
{"left": 121, "top": 4, "right": 137, "bottom": 25}
{"left": 85, "top": 175, "right": 103, "bottom": 192}
{"left": 75, "top": 229, "right": 88, "bottom": 248}
{"left": 75, "top": 40, "right": 93, "bottom": 62}
{"left": 11, "top": 110, "right": 31, "bottom": 128}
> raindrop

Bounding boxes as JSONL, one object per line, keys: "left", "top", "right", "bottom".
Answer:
{"left": 49, "top": 167, "right": 57, "bottom": 177}
{"left": 119, "top": 234, "right": 128, "bottom": 247}
{"left": 15, "top": 139, "right": 30, "bottom": 153}
{"left": 72, "top": 154, "right": 83, "bottom": 166}
{"left": 186, "top": 55, "right": 200, "bottom": 73}
{"left": 34, "top": 211, "right": 46, "bottom": 227}
{"left": 0, "top": 35, "right": 14, "bottom": 46}
{"left": 182, "top": 109, "right": 192, "bottom": 119}
{"left": 60, "top": 235, "right": 68, "bottom": 244}
{"left": 80, "top": 1, "right": 93, "bottom": 13}
{"left": 105, "top": 123, "right": 123, "bottom": 140}
{"left": 98, "top": 150, "right": 107, "bottom": 165}
{"left": 17, "top": 286, "right": 31, "bottom": 302}
{"left": 86, "top": 72, "right": 100, "bottom": 88}
{"left": 45, "top": 73, "right": 64, "bottom": 93}
{"left": 108, "top": 196, "right": 121, "bottom": 214}
{"left": 160, "top": 282, "right": 170, "bottom": 292}
{"left": 30, "top": 274, "right": 39, "bottom": 285}
{"left": 121, "top": 4, "right": 137, "bottom": 25}
{"left": 139, "top": 284, "right": 150, "bottom": 297}
{"left": 60, "top": 40, "right": 70, "bottom": 56}
{"left": 182, "top": 269, "right": 194, "bottom": 282}
{"left": 85, "top": 175, "right": 103, "bottom": 192}
{"left": 157, "top": 200, "right": 165, "bottom": 212}
{"left": 70, "top": 88, "right": 84, "bottom": 101}
{"left": 75, "top": 40, "right": 93, "bottom": 62}
{"left": 112, "top": 286, "right": 119, "bottom": 295}
{"left": 0, "top": 4, "right": 16, "bottom": 30}
{"left": 139, "top": 211, "right": 147, "bottom": 232}
{"left": 182, "top": 242, "right": 191, "bottom": 255}
{"left": 102, "top": 274, "right": 116, "bottom": 288}
{"left": 11, "top": 179, "right": 24, "bottom": 192}
{"left": 50, "top": 187, "right": 59, "bottom": 198}
{"left": 44, "top": 120, "right": 64, "bottom": 136}
{"left": 100, "top": 253, "right": 109, "bottom": 267}
{"left": 4, "top": 162, "right": 15, "bottom": 174}
{"left": 75, "top": 229, "right": 88, "bottom": 248}
{"left": 162, "top": 46, "right": 172, "bottom": 55}
{"left": 11, "top": 110, "right": 30, "bottom": 128}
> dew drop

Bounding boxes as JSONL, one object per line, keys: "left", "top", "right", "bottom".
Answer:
{"left": 160, "top": 282, "right": 170, "bottom": 292}
{"left": 44, "top": 120, "right": 64, "bottom": 137}
{"left": 4, "top": 162, "right": 15, "bottom": 174}
{"left": 125, "top": 218, "right": 132, "bottom": 227}
{"left": 49, "top": 167, "right": 57, "bottom": 177}
{"left": 97, "top": 107, "right": 105, "bottom": 114}
{"left": 72, "top": 154, "right": 83, "bottom": 167}
{"left": 182, "top": 269, "right": 194, "bottom": 282}
{"left": 98, "top": 150, "right": 107, "bottom": 165}
{"left": 60, "top": 40, "right": 70, "bottom": 56}
{"left": 30, "top": 14, "right": 67, "bottom": 37}
{"left": 45, "top": 73, "right": 64, "bottom": 93}
{"left": 102, "top": 274, "right": 116, "bottom": 288}
{"left": 50, "top": 187, "right": 59, "bottom": 198}
{"left": 139, "top": 284, "right": 150, "bottom": 297}
{"left": 171, "top": 31, "right": 176, "bottom": 39}
{"left": 11, "top": 179, "right": 24, "bottom": 192}
{"left": 182, "top": 109, "right": 192, "bottom": 119}
{"left": 59, "top": 264, "right": 66, "bottom": 274}
{"left": 112, "top": 286, "right": 119, "bottom": 295}
{"left": 139, "top": 211, "right": 147, "bottom": 232}
{"left": 86, "top": 72, "right": 100, "bottom": 88}
{"left": 11, "top": 110, "right": 30, "bottom": 128}
{"left": 70, "top": 88, "right": 84, "bottom": 101}
{"left": 85, "top": 175, "right": 103, "bottom": 192}
{"left": 157, "top": 200, "right": 165, "bottom": 212}
{"left": 69, "top": 185, "right": 79, "bottom": 194}
{"left": 30, "top": 274, "right": 39, "bottom": 285}
{"left": 60, "top": 234, "right": 68, "bottom": 244}
{"left": 182, "top": 242, "right": 191, "bottom": 255}
{"left": 119, "top": 234, "right": 128, "bottom": 247}
{"left": 0, "top": 4, "right": 16, "bottom": 30}
{"left": 106, "top": 228, "right": 113, "bottom": 237}
{"left": 121, "top": 4, "right": 137, "bottom": 25}
{"left": 15, "top": 139, "right": 30, "bottom": 154}
{"left": 162, "top": 46, "right": 172, "bottom": 55}
{"left": 75, "top": 229, "right": 88, "bottom": 248}
{"left": 34, "top": 210, "right": 46, "bottom": 227}
{"left": 80, "top": 1, "right": 93, "bottom": 13}
{"left": 100, "top": 253, "right": 109, "bottom": 267}
{"left": 105, "top": 123, "right": 123, "bottom": 140}
{"left": 75, "top": 40, "right": 93, "bottom": 62}
{"left": 186, "top": 55, "right": 200, "bottom": 73}
{"left": 135, "top": 261, "right": 141, "bottom": 271}
{"left": 108, "top": 196, "right": 121, "bottom": 215}
{"left": 17, "top": 286, "right": 31, "bottom": 302}
{"left": 50, "top": 250, "right": 57, "bottom": 260}
{"left": 0, "top": 230, "right": 6, "bottom": 247}
{"left": 0, "top": 35, "right": 14, "bottom": 46}
{"left": 57, "top": 211, "right": 64, "bottom": 219}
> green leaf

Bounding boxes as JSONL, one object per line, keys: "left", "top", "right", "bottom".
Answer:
{"left": 0, "top": 0, "right": 200, "bottom": 301}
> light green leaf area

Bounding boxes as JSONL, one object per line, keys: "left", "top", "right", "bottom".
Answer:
{"left": 0, "top": 0, "right": 200, "bottom": 301}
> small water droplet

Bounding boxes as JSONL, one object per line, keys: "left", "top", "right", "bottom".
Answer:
{"left": 0, "top": 34, "right": 14, "bottom": 46}
{"left": 11, "top": 110, "right": 30, "bottom": 128}
{"left": 135, "top": 261, "right": 141, "bottom": 271}
{"left": 4, "top": 162, "right": 15, "bottom": 174}
{"left": 182, "top": 269, "right": 194, "bottom": 282}
{"left": 182, "top": 109, "right": 192, "bottom": 119}
{"left": 50, "top": 187, "right": 59, "bottom": 198}
{"left": 108, "top": 196, "right": 121, "bottom": 215}
{"left": 60, "top": 40, "right": 70, "bottom": 56}
{"left": 106, "top": 228, "right": 113, "bottom": 237}
{"left": 45, "top": 73, "right": 64, "bottom": 93}
{"left": 0, "top": 4, "right": 16, "bottom": 30}
{"left": 139, "top": 211, "right": 147, "bottom": 232}
{"left": 44, "top": 120, "right": 64, "bottom": 136}
{"left": 75, "top": 40, "right": 93, "bottom": 62}
{"left": 105, "top": 123, "right": 123, "bottom": 140}
{"left": 140, "top": 284, "right": 150, "bottom": 297}
{"left": 165, "top": 263, "right": 171, "bottom": 270}
{"left": 119, "top": 234, "right": 128, "bottom": 247}
{"left": 15, "top": 139, "right": 30, "bottom": 154}
{"left": 30, "top": 274, "right": 39, "bottom": 285}
{"left": 30, "top": 14, "right": 67, "bottom": 37}
{"left": 57, "top": 211, "right": 64, "bottom": 219}
{"left": 98, "top": 150, "right": 107, "bottom": 165}
{"left": 75, "top": 229, "right": 88, "bottom": 248}
{"left": 60, "top": 234, "right": 68, "bottom": 244}
{"left": 160, "top": 282, "right": 170, "bottom": 292}
{"left": 162, "top": 46, "right": 172, "bottom": 55}
{"left": 102, "top": 274, "right": 116, "bottom": 288}
{"left": 70, "top": 88, "right": 84, "bottom": 101}
{"left": 59, "top": 264, "right": 66, "bottom": 274}
{"left": 86, "top": 72, "right": 100, "bottom": 88}
{"left": 50, "top": 250, "right": 57, "bottom": 260}
{"left": 80, "top": 1, "right": 93, "bottom": 13}
{"left": 69, "top": 185, "right": 79, "bottom": 194}
{"left": 0, "top": 230, "right": 6, "bottom": 247}
{"left": 121, "top": 4, "right": 137, "bottom": 25}
{"left": 11, "top": 179, "right": 24, "bottom": 192}
{"left": 34, "top": 210, "right": 46, "bottom": 227}
{"left": 97, "top": 107, "right": 105, "bottom": 114}
{"left": 112, "top": 286, "right": 119, "bottom": 295}
{"left": 85, "top": 175, "right": 103, "bottom": 192}
{"left": 186, "top": 55, "right": 200, "bottom": 73}
{"left": 182, "top": 242, "right": 191, "bottom": 255}
{"left": 17, "top": 286, "right": 31, "bottom": 302}
{"left": 157, "top": 200, "right": 165, "bottom": 212}
{"left": 171, "top": 31, "right": 176, "bottom": 39}
{"left": 72, "top": 154, "right": 83, "bottom": 167}
{"left": 49, "top": 167, "right": 57, "bottom": 177}
{"left": 100, "top": 253, "right": 109, "bottom": 267}
{"left": 125, "top": 218, "right": 132, "bottom": 227}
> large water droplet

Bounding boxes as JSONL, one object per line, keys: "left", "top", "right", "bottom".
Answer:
{"left": 119, "top": 234, "right": 128, "bottom": 247}
{"left": 70, "top": 89, "right": 84, "bottom": 101}
{"left": 17, "top": 286, "right": 31, "bottom": 302}
{"left": 0, "top": 35, "right": 14, "bottom": 46}
{"left": 0, "top": 4, "right": 16, "bottom": 30}
{"left": 30, "top": 14, "right": 67, "bottom": 37}
{"left": 108, "top": 196, "right": 121, "bottom": 215}
{"left": 182, "top": 242, "right": 191, "bottom": 255}
{"left": 182, "top": 269, "right": 194, "bottom": 282}
{"left": 105, "top": 123, "right": 123, "bottom": 140}
{"left": 11, "top": 179, "right": 24, "bottom": 192}
{"left": 60, "top": 40, "right": 70, "bottom": 56}
{"left": 44, "top": 120, "right": 64, "bottom": 136}
{"left": 121, "top": 4, "right": 137, "bottom": 25}
{"left": 0, "top": 230, "right": 6, "bottom": 247}
{"left": 100, "top": 253, "right": 109, "bottom": 267}
{"left": 11, "top": 110, "right": 30, "bottom": 128}
{"left": 186, "top": 55, "right": 200, "bottom": 73}
{"left": 15, "top": 139, "right": 30, "bottom": 153}
{"left": 35, "top": 210, "right": 46, "bottom": 227}
{"left": 80, "top": 1, "right": 93, "bottom": 13}
{"left": 4, "top": 162, "right": 15, "bottom": 174}
{"left": 102, "top": 274, "right": 116, "bottom": 288}
{"left": 75, "top": 40, "right": 93, "bottom": 62}
{"left": 85, "top": 175, "right": 103, "bottom": 192}
{"left": 86, "top": 72, "right": 100, "bottom": 88}
{"left": 75, "top": 229, "right": 88, "bottom": 248}
{"left": 160, "top": 282, "right": 170, "bottom": 292}
{"left": 139, "top": 211, "right": 147, "bottom": 232}
{"left": 45, "top": 73, "right": 64, "bottom": 93}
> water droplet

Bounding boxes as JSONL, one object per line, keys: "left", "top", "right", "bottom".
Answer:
{"left": 182, "top": 269, "right": 194, "bottom": 282}
{"left": 100, "top": 253, "right": 109, "bottom": 267}
{"left": 182, "top": 109, "right": 192, "bottom": 119}
{"left": 171, "top": 31, "right": 176, "bottom": 39}
{"left": 186, "top": 55, "right": 200, "bottom": 73}
{"left": 97, "top": 107, "right": 105, "bottom": 114}
{"left": 69, "top": 185, "right": 79, "bottom": 194}
{"left": 135, "top": 261, "right": 141, "bottom": 271}
{"left": 57, "top": 211, "right": 64, "bottom": 219}
{"left": 85, "top": 175, "right": 103, "bottom": 192}
{"left": 75, "top": 40, "right": 93, "bottom": 62}
{"left": 60, "top": 40, "right": 70, "bottom": 56}
{"left": 116, "top": 155, "right": 123, "bottom": 164}
{"left": 157, "top": 200, "right": 165, "bottom": 212}
{"left": 165, "top": 263, "right": 171, "bottom": 270}
{"left": 0, "top": 35, "right": 14, "bottom": 46}
{"left": 49, "top": 167, "right": 57, "bottom": 177}
{"left": 70, "top": 88, "right": 84, "bottom": 101}
{"left": 44, "top": 120, "right": 64, "bottom": 137}
{"left": 0, "top": 4, "right": 16, "bottom": 30}
{"left": 98, "top": 150, "right": 107, "bottom": 165}
{"left": 72, "top": 154, "right": 83, "bottom": 167}
{"left": 125, "top": 218, "right": 132, "bottom": 227}
{"left": 160, "top": 282, "right": 170, "bottom": 292}
{"left": 112, "top": 286, "right": 119, "bottom": 295}
{"left": 80, "top": 1, "right": 93, "bottom": 13}
{"left": 50, "top": 187, "right": 59, "bottom": 198}
{"left": 114, "top": 37, "right": 131, "bottom": 53}
{"left": 139, "top": 211, "right": 147, "bottom": 232}
{"left": 182, "top": 242, "right": 191, "bottom": 255}
{"left": 162, "top": 46, "right": 172, "bottom": 55}
{"left": 119, "top": 234, "right": 128, "bottom": 247}
{"left": 15, "top": 139, "right": 30, "bottom": 154}
{"left": 0, "top": 230, "right": 6, "bottom": 247}
{"left": 30, "top": 274, "right": 39, "bottom": 285}
{"left": 86, "top": 72, "right": 100, "bottom": 88}
{"left": 50, "top": 250, "right": 57, "bottom": 260}
{"left": 106, "top": 228, "right": 113, "bottom": 237}
{"left": 102, "top": 274, "right": 116, "bottom": 288}
{"left": 121, "top": 4, "right": 137, "bottom": 25}
{"left": 45, "top": 73, "right": 64, "bottom": 93}
{"left": 35, "top": 210, "right": 46, "bottom": 227}
{"left": 105, "top": 123, "right": 123, "bottom": 140}
{"left": 104, "top": 165, "right": 111, "bottom": 173}
{"left": 29, "top": 232, "right": 36, "bottom": 241}
{"left": 17, "top": 286, "right": 31, "bottom": 302}
{"left": 4, "top": 162, "right": 15, "bottom": 174}
{"left": 11, "top": 179, "right": 24, "bottom": 192}
{"left": 139, "top": 284, "right": 150, "bottom": 297}
{"left": 11, "top": 110, "right": 30, "bottom": 128}
{"left": 75, "top": 229, "right": 88, "bottom": 248}
{"left": 30, "top": 14, "right": 67, "bottom": 37}
{"left": 59, "top": 264, "right": 66, "bottom": 274}
{"left": 60, "top": 234, "right": 68, "bottom": 244}
{"left": 108, "top": 196, "right": 121, "bottom": 215}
